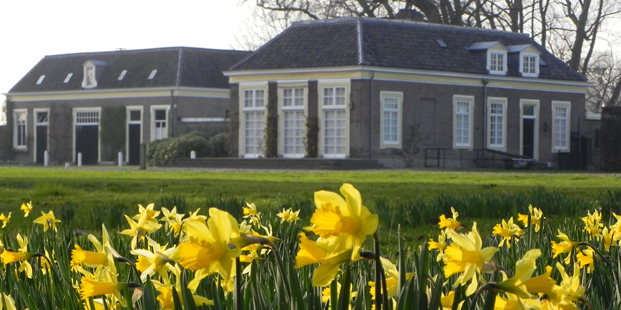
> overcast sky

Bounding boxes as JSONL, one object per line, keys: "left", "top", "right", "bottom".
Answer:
{"left": 0, "top": 0, "right": 255, "bottom": 97}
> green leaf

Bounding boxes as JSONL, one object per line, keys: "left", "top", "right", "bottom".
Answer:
{"left": 337, "top": 264, "right": 352, "bottom": 310}
{"left": 172, "top": 286, "right": 183, "bottom": 310}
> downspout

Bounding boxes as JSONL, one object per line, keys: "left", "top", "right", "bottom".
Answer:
{"left": 369, "top": 72, "right": 374, "bottom": 160}
{"left": 482, "top": 79, "right": 489, "bottom": 158}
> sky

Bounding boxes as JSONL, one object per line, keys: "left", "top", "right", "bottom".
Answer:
{"left": 0, "top": 0, "right": 256, "bottom": 115}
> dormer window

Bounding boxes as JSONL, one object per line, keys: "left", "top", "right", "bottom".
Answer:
{"left": 83, "top": 65, "right": 96, "bottom": 88}
{"left": 469, "top": 41, "right": 508, "bottom": 76}
{"left": 508, "top": 45, "right": 540, "bottom": 78}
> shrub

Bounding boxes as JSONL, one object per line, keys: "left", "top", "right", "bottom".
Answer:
{"left": 147, "top": 131, "right": 232, "bottom": 166}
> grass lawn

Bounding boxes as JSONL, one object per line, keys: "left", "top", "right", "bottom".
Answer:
{"left": 1, "top": 166, "right": 620, "bottom": 237}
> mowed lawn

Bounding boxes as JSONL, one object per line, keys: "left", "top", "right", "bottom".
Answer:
{"left": 1, "top": 166, "right": 619, "bottom": 210}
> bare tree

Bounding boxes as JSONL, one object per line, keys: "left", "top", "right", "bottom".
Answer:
{"left": 587, "top": 50, "right": 621, "bottom": 110}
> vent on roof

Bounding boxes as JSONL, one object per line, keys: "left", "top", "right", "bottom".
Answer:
{"left": 118, "top": 70, "right": 127, "bottom": 81}
{"left": 36, "top": 75, "right": 45, "bottom": 85}
{"left": 436, "top": 39, "right": 447, "bottom": 48}
{"left": 148, "top": 69, "right": 158, "bottom": 80}
{"left": 64, "top": 73, "right": 73, "bottom": 84}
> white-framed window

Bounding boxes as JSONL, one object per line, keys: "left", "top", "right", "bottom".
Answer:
{"left": 380, "top": 91, "right": 402, "bottom": 148}
{"left": 488, "top": 51, "right": 506, "bottom": 75}
{"left": 552, "top": 101, "right": 571, "bottom": 152}
{"left": 281, "top": 87, "right": 306, "bottom": 157}
{"left": 453, "top": 95, "right": 474, "bottom": 149}
{"left": 13, "top": 109, "right": 27, "bottom": 149}
{"left": 242, "top": 89, "right": 266, "bottom": 157}
{"left": 321, "top": 85, "right": 348, "bottom": 158}
{"left": 487, "top": 98, "right": 507, "bottom": 150}
{"left": 150, "top": 106, "right": 169, "bottom": 141}
{"left": 520, "top": 54, "right": 540, "bottom": 77}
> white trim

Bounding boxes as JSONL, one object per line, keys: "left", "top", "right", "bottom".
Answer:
{"left": 520, "top": 53, "right": 539, "bottom": 78}
{"left": 238, "top": 81, "right": 269, "bottom": 87}
{"left": 239, "top": 86, "right": 267, "bottom": 158}
{"left": 453, "top": 95, "right": 474, "bottom": 149}
{"left": 552, "top": 101, "right": 571, "bottom": 152}
{"left": 520, "top": 99, "right": 540, "bottom": 160}
{"left": 380, "top": 91, "right": 403, "bottom": 149}
{"left": 487, "top": 97, "right": 507, "bottom": 151}
{"left": 33, "top": 108, "right": 50, "bottom": 162}
{"left": 5, "top": 87, "right": 230, "bottom": 101}
{"left": 150, "top": 105, "right": 170, "bottom": 142}
{"left": 13, "top": 109, "right": 27, "bottom": 150}
{"left": 488, "top": 50, "right": 507, "bottom": 75}
{"left": 180, "top": 117, "right": 227, "bottom": 123}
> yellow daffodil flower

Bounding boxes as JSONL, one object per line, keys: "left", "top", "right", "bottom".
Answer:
{"left": 494, "top": 294, "right": 542, "bottom": 310}
{"left": 132, "top": 203, "right": 160, "bottom": 226}
{"left": 171, "top": 208, "right": 241, "bottom": 281}
{"left": 183, "top": 208, "right": 207, "bottom": 225}
{"left": 522, "top": 266, "right": 555, "bottom": 296}
{"left": 576, "top": 248, "right": 595, "bottom": 273}
{"left": 441, "top": 291, "right": 463, "bottom": 310}
{"left": 541, "top": 263, "right": 585, "bottom": 310}
{"left": 71, "top": 225, "right": 116, "bottom": 271}
{"left": 120, "top": 212, "right": 162, "bottom": 249}
{"left": 242, "top": 202, "right": 262, "bottom": 226}
{"left": 581, "top": 209, "right": 603, "bottom": 240}
{"left": 277, "top": 208, "right": 300, "bottom": 223}
{"left": 1, "top": 293, "right": 16, "bottom": 310}
{"left": 33, "top": 211, "right": 61, "bottom": 232}
{"left": 551, "top": 230, "right": 577, "bottom": 264}
{"left": 160, "top": 206, "right": 184, "bottom": 235}
{"left": 492, "top": 217, "right": 523, "bottom": 248}
{"left": 295, "top": 232, "right": 353, "bottom": 287}
{"left": 78, "top": 255, "right": 138, "bottom": 306}
{"left": 131, "top": 237, "right": 176, "bottom": 283}
{"left": 309, "top": 183, "right": 378, "bottom": 262}
{"left": 20, "top": 201, "right": 33, "bottom": 217}
{"left": 0, "top": 212, "right": 11, "bottom": 228}
{"left": 496, "top": 249, "right": 541, "bottom": 298}
{"left": 438, "top": 207, "right": 461, "bottom": 230}
{"left": 368, "top": 257, "right": 413, "bottom": 300}
{"left": 429, "top": 230, "right": 448, "bottom": 261}
{"left": 518, "top": 205, "right": 544, "bottom": 232}
{"left": 322, "top": 282, "right": 357, "bottom": 309}
{"left": 443, "top": 222, "right": 499, "bottom": 296}
{"left": 1, "top": 234, "right": 34, "bottom": 278}
{"left": 151, "top": 279, "right": 214, "bottom": 310}
{"left": 601, "top": 226, "right": 617, "bottom": 252}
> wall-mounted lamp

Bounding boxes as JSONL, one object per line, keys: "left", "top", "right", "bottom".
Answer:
{"left": 543, "top": 122, "right": 548, "bottom": 132}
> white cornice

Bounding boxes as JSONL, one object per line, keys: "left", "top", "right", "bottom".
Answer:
{"left": 4, "top": 87, "right": 230, "bottom": 102}
{"left": 225, "top": 66, "right": 590, "bottom": 90}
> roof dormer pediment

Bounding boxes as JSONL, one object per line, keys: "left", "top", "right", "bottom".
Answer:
{"left": 81, "top": 60, "right": 108, "bottom": 89}
{"left": 468, "top": 41, "right": 508, "bottom": 52}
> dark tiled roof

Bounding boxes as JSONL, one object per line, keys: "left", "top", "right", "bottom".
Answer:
{"left": 9, "top": 47, "right": 253, "bottom": 93}
{"left": 230, "top": 18, "right": 586, "bottom": 82}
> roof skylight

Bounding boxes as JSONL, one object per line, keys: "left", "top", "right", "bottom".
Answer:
{"left": 436, "top": 39, "right": 447, "bottom": 48}
{"left": 64, "top": 73, "right": 73, "bottom": 84}
{"left": 118, "top": 70, "right": 127, "bottom": 81}
{"left": 148, "top": 69, "right": 158, "bottom": 80}
{"left": 36, "top": 75, "right": 45, "bottom": 85}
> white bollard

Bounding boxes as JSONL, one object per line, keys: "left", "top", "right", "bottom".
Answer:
{"left": 190, "top": 150, "right": 196, "bottom": 159}
{"left": 44, "top": 151, "right": 49, "bottom": 167}
{"left": 77, "top": 152, "right": 82, "bottom": 167}
{"left": 118, "top": 152, "right": 123, "bottom": 167}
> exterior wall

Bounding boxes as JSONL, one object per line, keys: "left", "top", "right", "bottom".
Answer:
{"left": 7, "top": 94, "right": 230, "bottom": 165}
{"left": 229, "top": 84, "right": 240, "bottom": 157}
{"left": 349, "top": 79, "right": 586, "bottom": 168}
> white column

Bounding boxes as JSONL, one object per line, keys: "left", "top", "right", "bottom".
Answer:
{"left": 44, "top": 151, "right": 49, "bottom": 167}
{"left": 190, "top": 150, "right": 196, "bottom": 159}
{"left": 118, "top": 152, "right": 123, "bottom": 167}
{"left": 77, "top": 152, "right": 82, "bottom": 167}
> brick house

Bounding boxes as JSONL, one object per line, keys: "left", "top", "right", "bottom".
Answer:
{"left": 224, "top": 18, "right": 589, "bottom": 168}
{"left": 2, "top": 47, "right": 251, "bottom": 165}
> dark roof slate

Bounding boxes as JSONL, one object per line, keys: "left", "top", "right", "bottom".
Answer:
{"left": 9, "top": 47, "right": 253, "bottom": 93}
{"left": 230, "top": 18, "right": 586, "bottom": 82}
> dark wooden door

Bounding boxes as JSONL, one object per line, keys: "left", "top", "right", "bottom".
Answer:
{"left": 76, "top": 125, "right": 98, "bottom": 165}
{"left": 522, "top": 119, "right": 534, "bottom": 158}
{"left": 128, "top": 123, "right": 141, "bottom": 165}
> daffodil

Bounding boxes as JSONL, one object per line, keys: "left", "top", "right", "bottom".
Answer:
{"left": 439, "top": 207, "right": 461, "bottom": 230}
{"left": 309, "top": 183, "right": 378, "bottom": 261}
{"left": 132, "top": 203, "right": 160, "bottom": 226}
{"left": 429, "top": 230, "right": 448, "bottom": 261}
{"left": 492, "top": 217, "right": 523, "bottom": 248}
{"left": 0, "top": 212, "right": 11, "bottom": 228}
{"left": 541, "top": 263, "right": 585, "bottom": 310}
{"left": 120, "top": 212, "right": 162, "bottom": 249}
{"left": 151, "top": 279, "right": 214, "bottom": 309}
{"left": 443, "top": 222, "right": 499, "bottom": 296}
{"left": 1, "top": 293, "right": 16, "bottom": 310}
{"left": 441, "top": 291, "right": 462, "bottom": 310}
{"left": 131, "top": 237, "right": 176, "bottom": 283}
{"left": 576, "top": 248, "right": 594, "bottom": 273}
{"left": 496, "top": 249, "right": 541, "bottom": 298}
{"left": 581, "top": 209, "right": 603, "bottom": 240}
{"left": 183, "top": 208, "right": 207, "bottom": 225}
{"left": 522, "top": 266, "right": 555, "bottom": 296}
{"left": 518, "top": 205, "right": 544, "bottom": 232}
{"left": 160, "top": 206, "right": 184, "bottom": 235}
{"left": 71, "top": 224, "right": 116, "bottom": 271}
{"left": 78, "top": 256, "right": 139, "bottom": 306}
{"left": 20, "top": 201, "right": 33, "bottom": 217}
{"left": 494, "top": 294, "right": 542, "bottom": 310}
{"left": 601, "top": 226, "right": 617, "bottom": 252}
{"left": 171, "top": 208, "right": 241, "bottom": 281}
{"left": 33, "top": 211, "right": 61, "bottom": 232}
{"left": 295, "top": 232, "right": 353, "bottom": 287}
{"left": 1, "top": 234, "right": 34, "bottom": 278}
{"left": 368, "top": 257, "right": 413, "bottom": 300}
{"left": 551, "top": 230, "right": 577, "bottom": 264}
{"left": 322, "top": 282, "right": 357, "bottom": 309}
{"left": 277, "top": 208, "right": 300, "bottom": 223}
{"left": 243, "top": 202, "right": 261, "bottom": 225}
